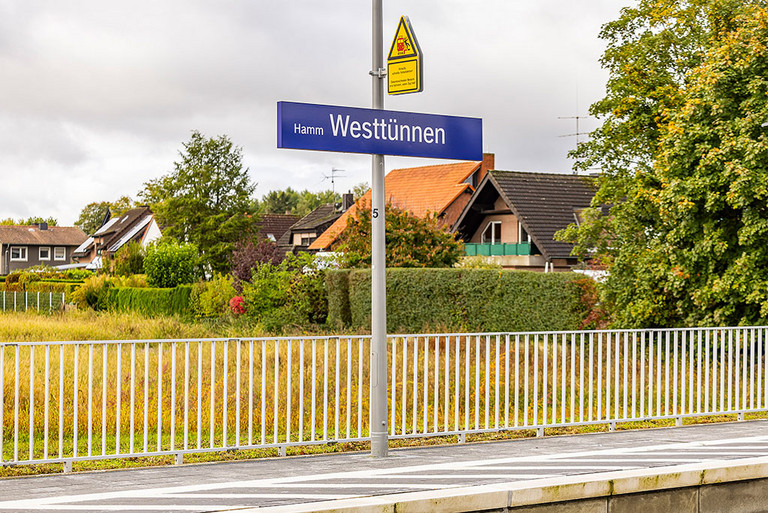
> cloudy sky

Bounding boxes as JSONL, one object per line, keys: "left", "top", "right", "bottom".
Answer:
{"left": 0, "top": 0, "right": 627, "bottom": 226}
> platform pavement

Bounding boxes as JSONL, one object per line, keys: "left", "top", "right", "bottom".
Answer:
{"left": 1, "top": 421, "right": 768, "bottom": 512}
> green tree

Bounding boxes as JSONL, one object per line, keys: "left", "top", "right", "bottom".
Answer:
{"left": 0, "top": 217, "right": 58, "bottom": 226}
{"left": 139, "top": 131, "right": 256, "bottom": 273}
{"left": 258, "top": 188, "right": 337, "bottom": 217}
{"left": 334, "top": 202, "right": 463, "bottom": 268}
{"left": 562, "top": 0, "right": 768, "bottom": 327}
{"left": 258, "top": 188, "right": 300, "bottom": 215}
{"left": 75, "top": 196, "right": 133, "bottom": 235}
{"left": 352, "top": 182, "right": 370, "bottom": 200}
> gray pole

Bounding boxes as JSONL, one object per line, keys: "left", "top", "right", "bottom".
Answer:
{"left": 370, "top": 0, "right": 388, "bottom": 458}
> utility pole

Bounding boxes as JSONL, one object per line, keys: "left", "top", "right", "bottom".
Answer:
{"left": 369, "top": 0, "right": 388, "bottom": 458}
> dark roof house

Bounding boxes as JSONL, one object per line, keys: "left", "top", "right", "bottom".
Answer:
{"left": 73, "top": 206, "right": 162, "bottom": 269}
{"left": 0, "top": 224, "right": 87, "bottom": 275}
{"left": 278, "top": 204, "right": 342, "bottom": 255}
{"left": 452, "top": 170, "right": 596, "bottom": 271}
{"left": 255, "top": 214, "right": 300, "bottom": 243}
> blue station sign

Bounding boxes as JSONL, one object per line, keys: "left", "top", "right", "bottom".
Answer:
{"left": 277, "top": 101, "right": 482, "bottom": 161}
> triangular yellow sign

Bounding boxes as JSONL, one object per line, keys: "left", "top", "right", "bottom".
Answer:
{"left": 387, "top": 16, "right": 421, "bottom": 60}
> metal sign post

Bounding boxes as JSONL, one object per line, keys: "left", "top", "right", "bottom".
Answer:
{"left": 277, "top": 2, "right": 482, "bottom": 460}
{"left": 369, "top": 0, "right": 388, "bottom": 459}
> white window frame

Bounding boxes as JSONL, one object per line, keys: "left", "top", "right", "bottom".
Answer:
{"left": 481, "top": 221, "right": 501, "bottom": 244}
{"left": 39, "top": 247, "right": 51, "bottom": 261}
{"left": 53, "top": 247, "right": 67, "bottom": 261}
{"left": 518, "top": 221, "right": 532, "bottom": 244}
{"left": 10, "top": 246, "right": 28, "bottom": 262}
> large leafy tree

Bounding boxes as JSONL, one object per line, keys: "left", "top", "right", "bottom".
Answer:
{"left": 334, "top": 202, "right": 463, "bottom": 268}
{"left": 75, "top": 196, "right": 133, "bottom": 235}
{"left": 564, "top": 0, "right": 768, "bottom": 327}
{"left": 140, "top": 131, "right": 256, "bottom": 273}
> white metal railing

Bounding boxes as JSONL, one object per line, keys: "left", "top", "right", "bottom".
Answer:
{"left": 0, "top": 291, "right": 65, "bottom": 313}
{"left": 1, "top": 326, "right": 766, "bottom": 469}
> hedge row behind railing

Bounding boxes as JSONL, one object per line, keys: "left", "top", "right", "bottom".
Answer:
{"left": 105, "top": 286, "right": 193, "bottom": 317}
{"left": 0, "top": 281, "right": 83, "bottom": 301}
{"left": 327, "top": 268, "right": 586, "bottom": 333}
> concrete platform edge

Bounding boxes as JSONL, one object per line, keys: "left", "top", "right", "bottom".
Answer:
{"left": 240, "top": 456, "right": 768, "bottom": 513}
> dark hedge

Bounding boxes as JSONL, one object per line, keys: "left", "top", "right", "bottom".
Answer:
{"left": 329, "top": 268, "right": 586, "bottom": 333}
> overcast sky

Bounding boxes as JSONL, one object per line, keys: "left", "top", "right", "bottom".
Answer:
{"left": 0, "top": 0, "right": 627, "bottom": 226}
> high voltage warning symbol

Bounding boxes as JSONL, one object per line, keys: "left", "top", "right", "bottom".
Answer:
{"left": 387, "top": 16, "right": 423, "bottom": 95}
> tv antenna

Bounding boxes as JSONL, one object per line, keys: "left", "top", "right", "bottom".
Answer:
{"left": 322, "top": 167, "right": 346, "bottom": 211}
{"left": 558, "top": 115, "right": 591, "bottom": 174}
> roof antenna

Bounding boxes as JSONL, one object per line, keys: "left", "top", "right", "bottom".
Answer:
{"left": 558, "top": 90, "right": 593, "bottom": 175}
{"left": 558, "top": 114, "right": 590, "bottom": 175}
{"left": 322, "top": 167, "right": 346, "bottom": 211}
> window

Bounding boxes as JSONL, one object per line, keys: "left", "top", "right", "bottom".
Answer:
{"left": 10, "top": 246, "right": 27, "bottom": 262}
{"left": 518, "top": 221, "right": 531, "bottom": 243}
{"left": 39, "top": 247, "right": 51, "bottom": 261}
{"left": 481, "top": 221, "right": 501, "bottom": 244}
{"left": 54, "top": 247, "right": 66, "bottom": 261}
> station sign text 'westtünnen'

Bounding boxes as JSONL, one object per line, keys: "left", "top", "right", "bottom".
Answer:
{"left": 277, "top": 101, "right": 482, "bottom": 161}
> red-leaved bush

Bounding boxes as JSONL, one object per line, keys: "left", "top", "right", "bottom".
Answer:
{"left": 229, "top": 295, "right": 246, "bottom": 315}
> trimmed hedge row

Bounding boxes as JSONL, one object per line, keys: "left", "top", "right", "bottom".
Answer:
{"left": 105, "top": 286, "right": 193, "bottom": 317}
{"left": 1, "top": 281, "right": 82, "bottom": 300}
{"left": 327, "top": 268, "right": 586, "bottom": 333}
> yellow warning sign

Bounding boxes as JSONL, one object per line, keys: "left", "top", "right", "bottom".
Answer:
{"left": 387, "top": 16, "right": 423, "bottom": 95}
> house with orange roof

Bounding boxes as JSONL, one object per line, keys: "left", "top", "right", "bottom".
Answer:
{"left": 308, "top": 154, "right": 495, "bottom": 251}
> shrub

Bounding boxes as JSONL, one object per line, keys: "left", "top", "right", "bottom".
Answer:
{"left": 326, "top": 269, "right": 351, "bottom": 328}
{"left": 229, "top": 238, "right": 283, "bottom": 289}
{"left": 241, "top": 253, "right": 327, "bottom": 332}
{"left": 143, "top": 241, "right": 199, "bottom": 288}
{"left": 105, "top": 286, "right": 192, "bottom": 317}
{"left": 111, "top": 241, "right": 146, "bottom": 276}
{"left": 71, "top": 274, "right": 113, "bottom": 311}
{"left": 190, "top": 273, "right": 238, "bottom": 319}
{"left": 333, "top": 268, "right": 587, "bottom": 333}
{"left": 229, "top": 296, "right": 246, "bottom": 315}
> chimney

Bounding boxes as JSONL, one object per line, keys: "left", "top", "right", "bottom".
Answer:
{"left": 479, "top": 153, "right": 495, "bottom": 183}
{"left": 38, "top": 222, "right": 48, "bottom": 231}
{"left": 342, "top": 193, "right": 355, "bottom": 211}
